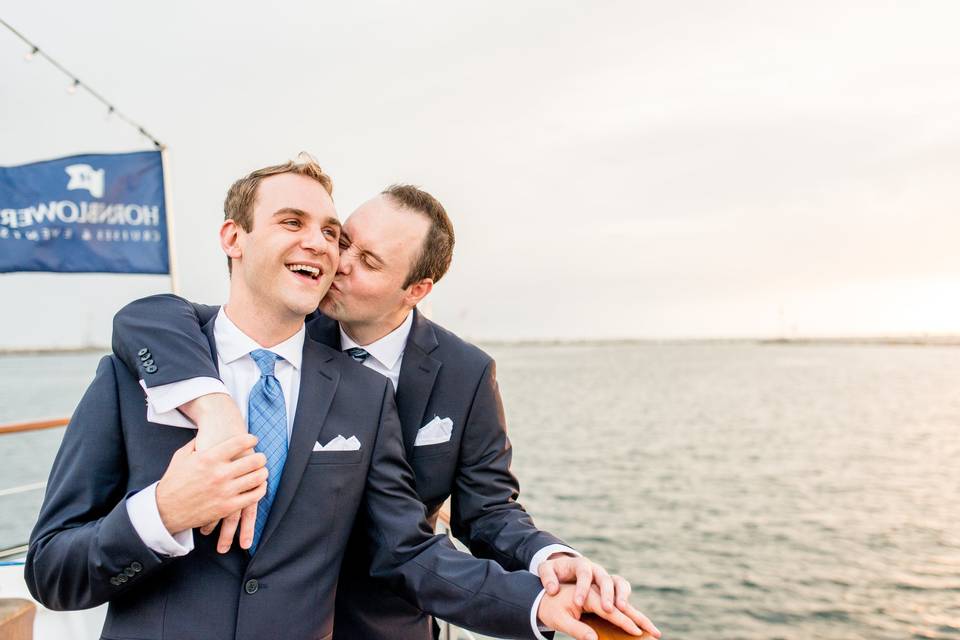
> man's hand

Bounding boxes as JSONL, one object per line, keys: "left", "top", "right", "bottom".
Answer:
{"left": 539, "top": 553, "right": 634, "bottom": 612}
{"left": 155, "top": 434, "right": 268, "bottom": 535}
{"left": 182, "top": 393, "right": 260, "bottom": 553}
{"left": 537, "top": 583, "right": 659, "bottom": 640}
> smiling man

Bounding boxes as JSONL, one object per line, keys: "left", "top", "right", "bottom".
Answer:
{"left": 28, "top": 157, "right": 651, "bottom": 640}
{"left": 110, "top": 168, "right": 660, "bottom": 640}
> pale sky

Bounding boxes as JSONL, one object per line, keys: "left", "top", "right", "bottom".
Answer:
{"left": 3, "top": 1, "right": 960, "bottom": 349}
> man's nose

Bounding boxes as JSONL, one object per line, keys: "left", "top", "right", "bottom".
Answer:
{"left": 336, "top": 248, "right": 352, "bottom": 275}
{"left": 300, "top": 226, "right": 327, "bottom": 254}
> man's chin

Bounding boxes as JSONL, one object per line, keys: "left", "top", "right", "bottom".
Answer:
{"left": 317, "top": 297, "right": 343, "bottom": 319}
{"left": 286, "top": 295, "right": 324, "bottom": 317}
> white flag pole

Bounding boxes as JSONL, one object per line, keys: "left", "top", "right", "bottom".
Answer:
{"left": 160, "top": 146, "right": 180, "bottom": 295}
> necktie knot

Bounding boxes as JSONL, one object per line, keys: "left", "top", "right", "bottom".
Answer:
{"left": 345, "top": 347, "right": 371, "bottom": 363}
{"left": 250, "top": 349, "right": 282, "bottom": 377}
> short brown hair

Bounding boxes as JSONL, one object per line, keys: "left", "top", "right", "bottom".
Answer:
{"left": 383, "top": 184, "right": 455, "bottom": 288}
{"left": 224, "top": 153, "right": 333, "bottom": 231}
{"left": 223, "top": 154, "right": 333, "bottom": 272}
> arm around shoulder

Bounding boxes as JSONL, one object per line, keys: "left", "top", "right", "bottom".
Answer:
{"left": 111, "top": 294, "right": 220, "bottom": 387}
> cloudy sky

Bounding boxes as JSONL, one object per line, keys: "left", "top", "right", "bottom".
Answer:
{"left": 2, "top": 1, "right": 960, "bottom": 348}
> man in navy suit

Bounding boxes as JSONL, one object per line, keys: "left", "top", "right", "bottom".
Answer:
{"left": 27, "top": 158, "right": 650, "bottom": 640}
{"left": 111, "top": 180, "right": 660, "bottom": 639}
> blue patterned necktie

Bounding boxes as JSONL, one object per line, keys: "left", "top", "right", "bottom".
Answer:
{"left": 345, "top": 347, "right": 370, "bottom": 363}
{"left": 247, "top": 349, "right": 288, "bottom": 554}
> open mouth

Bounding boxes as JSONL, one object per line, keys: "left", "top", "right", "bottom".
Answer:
{"left": 286, "top": 263, "right": 322, "bottom": 281}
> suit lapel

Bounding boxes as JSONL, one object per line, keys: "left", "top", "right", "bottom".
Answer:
{"left": 255, "top": 336, "right": 341, "bottom": 552}
{"left": 396, "top": 309, "right": 441, "bottom": 457}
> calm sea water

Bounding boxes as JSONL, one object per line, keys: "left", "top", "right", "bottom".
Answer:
{"left": 1, "top": 344, "right": 957, "bottom": 639}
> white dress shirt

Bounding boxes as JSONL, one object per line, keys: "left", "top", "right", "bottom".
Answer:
{"left": 339, "top": 311, "right": 412, "bottom": 390}
{"left": 133, "top": 308, "right": 571, "bottom": 638}
{"left": 126, "top": 307, "right": 304, "bottom": 557}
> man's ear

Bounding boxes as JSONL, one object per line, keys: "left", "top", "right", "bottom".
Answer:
{"left": 221, "top": 220, "right": 243, "bottom": 262}
{"left": 404, "top": 278, "right": 434, "bottom": 307}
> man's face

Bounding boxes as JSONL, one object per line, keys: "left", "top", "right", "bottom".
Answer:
{"left": 231, "top": 173, "right": 341, "bottom": 318}
{"left": 319, "top": 194, "right": 430, "bottom": 327}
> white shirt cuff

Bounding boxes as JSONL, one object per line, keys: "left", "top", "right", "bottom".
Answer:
{"left": 126, "top": 482, "right": 194, "bottom": 557}
{"left": 529, "top": 544, "right": 580, "bottom": 575}
{"left": 530, "top": 588, "right": 551, "bottom": 640}
{"left": 142, "top": 377, "right": 228, "bottom": 413}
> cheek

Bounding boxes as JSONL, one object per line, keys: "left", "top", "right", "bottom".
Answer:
{"left": 350, "top": 276, "right": 389, "bottom": 305}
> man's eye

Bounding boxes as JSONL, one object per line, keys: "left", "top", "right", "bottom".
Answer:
{"left": 283, "top": 219, "right": 301, "bottom": 228}
{"left": 323, "top": 228, "right": 339, "bottom": 239}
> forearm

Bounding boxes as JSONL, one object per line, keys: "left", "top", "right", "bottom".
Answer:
{"left": 181, "top": 393, "right": 246, "bottom": 449}
{"left": 26, "top": 495, "right": 169, "bottom": 610}
{"left": 452, "top": 360, "right": 568, "bottom": 570}
{"left": 364, "top": 385, "right": 541, "bottom": 639}
{"left": 454, "top": 494, "right": 569, "bottom": 572}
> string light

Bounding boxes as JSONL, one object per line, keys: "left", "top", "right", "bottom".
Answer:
{"left": 1, "top": 17, "right": 165, "bottom": 149}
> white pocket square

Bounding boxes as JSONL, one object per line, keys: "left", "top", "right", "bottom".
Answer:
{"left": 313, "top": 435, "right": 361, "bottom": 451}
{"left": 414, "top": 416, "right": 453, "bottom": 446}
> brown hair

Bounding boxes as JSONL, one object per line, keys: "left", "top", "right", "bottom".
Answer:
{"left": 223, "top": 153, "right": 333, "bottom": 272}
{"left": 225, "top": 153, "right": 333, "bottom": 231}
{"left": 382, "top": 184, "right": 455, "bottom": 288}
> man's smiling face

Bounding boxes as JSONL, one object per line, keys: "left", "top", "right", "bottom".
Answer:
{"left": 231, "top": 172, "right": 341, "bottom": 319}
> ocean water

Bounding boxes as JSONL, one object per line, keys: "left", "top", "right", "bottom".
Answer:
{"left": 1, "top": 344, "right": 958, "bottom": 639}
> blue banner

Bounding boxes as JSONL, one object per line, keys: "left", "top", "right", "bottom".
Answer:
{"left": 0, "top": 150, "right": 169, "bottom": 274}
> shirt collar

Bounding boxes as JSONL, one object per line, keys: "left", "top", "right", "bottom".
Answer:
{"left": 215, "top": 307, "right": 305, "bottom": 370}
{"left": 339, "top": 311, "right": 413, "bottom": 370}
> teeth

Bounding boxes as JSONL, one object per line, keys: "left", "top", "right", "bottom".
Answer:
{"left": 287, "top": 264, "right": 320, "bottom": 278}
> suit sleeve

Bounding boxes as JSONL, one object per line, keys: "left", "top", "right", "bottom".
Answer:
{"left": 111, "top": 294, "right": 220, "bottom": 387}
{"left": 450, "top": 359, "right": 569, "bottom": 572}
{"left": 362, "top": 382, "right": 543, "bottom": 640}
{"left": 25, "top": 356, "right": 177, "bottom": 610}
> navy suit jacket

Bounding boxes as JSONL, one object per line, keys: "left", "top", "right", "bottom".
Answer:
{"left": 28, "top": 313, "right": 544, "bottom": 640}
{"left": 112, "top": 296, "right": 567, "bottom": 640}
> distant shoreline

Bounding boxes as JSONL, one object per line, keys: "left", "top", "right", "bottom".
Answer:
{"left": 481, "top": 336, "right": 960, "bottom": 348}
{"left": 3, "top": 336, "right": 960, "bottom": 355}
{"left": 0, "top": 346, "right": 108, "bottom": 356}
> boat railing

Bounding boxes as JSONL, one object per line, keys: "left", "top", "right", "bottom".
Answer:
{"left": 0, "top": 418, "right": 69, "bottom": 640}
{"left": 0, "top": 418, "right": 68, "bottom": 561}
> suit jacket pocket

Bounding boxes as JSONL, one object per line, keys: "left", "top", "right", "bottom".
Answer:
{"left": 308, "top": 449, "right": 363, "bottom": 465}
{"left": 411, "top": 439, "right": 455, "bottom": 458}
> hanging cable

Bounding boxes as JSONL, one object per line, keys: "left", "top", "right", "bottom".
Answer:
{"left": 1, "top": 17, "right": 165, "bottom": 149}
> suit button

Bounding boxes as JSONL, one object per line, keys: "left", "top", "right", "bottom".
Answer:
{"left": 138, "top": 348, "right": 149, "bottom": 357}
{"left": 123, "top": 567, "right": 136, "bottom": 577}
{"left": 110, "top": 577, "right": 121, "bottom": 586}
{"left": 117, "top": 574, "right": 129, "bottom": 583}
{"left": 143, "top": 359, "right": 155, "bottom": 367}
{"left": 140, "top": 352, "right": 152, "bottom": 361}
{"left": 130, "top": 562, "right": 143, "bottom": 573}
{"left": 244, "top": 579, "right": 259, "bottom": 594}
{"left": 145, "top": 365, "right": 158, "bottom": 374}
